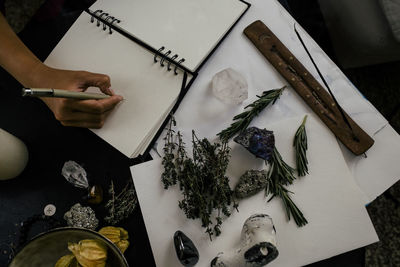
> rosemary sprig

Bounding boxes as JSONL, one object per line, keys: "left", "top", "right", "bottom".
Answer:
{"left": 269, "top": 147, "right": 296, "bottom": 185}
{"left": 266, "top": 178, "right": 308, "bottom": 227}
{"left": 266, "top": 146, "right": 308, "bottom": 227}
{"left": 293, "top": 115, "right": 308, "bottom": 176}
{"left": 217, "top": 86, "right": 286, "bottom": 141}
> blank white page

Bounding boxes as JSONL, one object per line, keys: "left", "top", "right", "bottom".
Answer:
{"left": 131, "top": 115, "right": 378, "bottom": 267}
{"left": 45, "top": 12, "right": 185, "bottom": 157}
{"left": 90, "top": 0, "right": 248, "bottom": 72}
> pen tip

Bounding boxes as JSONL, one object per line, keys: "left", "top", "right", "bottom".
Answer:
{"left": 21, "top": 88, "right": 31, "bottom": 97}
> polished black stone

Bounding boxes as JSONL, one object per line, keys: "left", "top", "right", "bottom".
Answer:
{"left": 174, "top": 230, "right": 199, "bottom": 267}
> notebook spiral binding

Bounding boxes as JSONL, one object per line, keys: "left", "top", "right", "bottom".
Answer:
{"left": 90, "top": 10, "right": 121, "bottom": 34}
{"left": 154, "top": 47, "right": 185, "bottom": 75}
{"left": 89, "top": 9, "right": 186, "bottom": 75}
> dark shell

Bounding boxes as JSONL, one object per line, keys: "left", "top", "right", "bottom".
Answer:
{"left": 234, "top": 170, "right": 269, "bottom": 199}
{"left": 244, "top": 242, "right": 279, "bottom": 266}
{"left": 234, "top": 127, "right": 275, "bottom": 161}
{"left": 174, "top": 230, "right": 199, "bottom": 267}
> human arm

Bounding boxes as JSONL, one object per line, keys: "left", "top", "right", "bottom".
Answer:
{"left": 0, "top": 12, "right": 123, "bottom": 128}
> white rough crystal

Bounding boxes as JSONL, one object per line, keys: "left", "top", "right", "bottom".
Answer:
{"left": 61, "top": 160, "right": 89, "bottom": 189}
{"left": 211, "top": 214, "right": 278, "bottom": 267}
{"left": 211, "top": 68, "right": 248, "bottom": 104}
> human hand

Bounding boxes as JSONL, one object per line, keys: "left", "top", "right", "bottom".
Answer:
{"left": 38, "top": 68, "right": 123, "bottom": 128}
{"left": 0, "top": 15, "right": 122, "bottom": 128}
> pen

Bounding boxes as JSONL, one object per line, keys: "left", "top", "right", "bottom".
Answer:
{"left": 21, "top": 88, "right": 110, "bottom": 100}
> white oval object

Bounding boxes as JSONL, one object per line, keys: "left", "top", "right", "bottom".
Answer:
{"left": 0, "top": 128, "right": 29, "bottom": 180}
{"left": 44, "top": 204, "right": 57, "bottom": 216}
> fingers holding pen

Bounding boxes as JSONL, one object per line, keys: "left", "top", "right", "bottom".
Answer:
{"left": 80, "top": 71, "right": 112, "bottom": 94}
{"left": 58, "top": 111, "right": 111, "bottom": 129}
{"left": 36, "top": 68, "right": 124, "bottom": 128}
{"left": 54, "top": 96, "right": 123, "bottom": 128}
{"left": 64, "top": 94, "right": 123, "bottom": 114}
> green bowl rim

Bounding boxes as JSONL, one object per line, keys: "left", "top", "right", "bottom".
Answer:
{"left": 10, "top": 226, "right": 129, "bottom": 267}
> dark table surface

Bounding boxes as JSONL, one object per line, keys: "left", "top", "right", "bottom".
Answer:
{"left": 0, "top": 1, "right": 365, "bottom": 266}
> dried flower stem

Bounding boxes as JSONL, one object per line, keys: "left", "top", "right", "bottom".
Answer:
{"left": 104, "top": 180, "right": 138, "bottom": 225}
{"left": 161, "top": 123, "right": 236, "bottom": 240}
{"left": 161, "top": 118, "right": 177, "bottom": 188}
{"left": 105, "top": 181, "right": 116, "bottom": 222}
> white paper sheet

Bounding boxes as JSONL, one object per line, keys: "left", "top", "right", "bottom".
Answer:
{"left": 132, "top": 115, "right": 378, "bottom": 267}
{"left": 150, "top": 0, "right": 400, "bottom": 203}
{"left": 90, "top": 0, "right": 248, "bottom": 72}
{"left": 340, "top": 125, "right": 400, "bottom": 202}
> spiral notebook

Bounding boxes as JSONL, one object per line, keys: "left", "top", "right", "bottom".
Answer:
{"left": 44, "top": 0, "right": 250, "bottom": 158}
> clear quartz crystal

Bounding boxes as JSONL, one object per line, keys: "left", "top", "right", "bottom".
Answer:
{"left": 212, "top": 68, "right": 248, "bottom": 104}
{"left": 61, "top": 161, "right": 89, "bottom": 189}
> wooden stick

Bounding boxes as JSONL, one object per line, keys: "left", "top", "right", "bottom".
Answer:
{"left": 244, "top": 20, "right": 374, "bottom": 155}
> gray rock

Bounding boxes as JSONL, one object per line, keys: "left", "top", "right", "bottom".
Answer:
{"left": 234, "top": 170, "right": 269, "bottom": 199}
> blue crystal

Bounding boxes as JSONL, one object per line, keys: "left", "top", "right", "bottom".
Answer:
{"left": 234, "top": 127, "right": 275, "bottom": 161}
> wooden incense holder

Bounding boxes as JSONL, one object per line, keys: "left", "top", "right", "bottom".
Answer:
{"left": 244, "top": 20, "right": 374, "bottom": 155}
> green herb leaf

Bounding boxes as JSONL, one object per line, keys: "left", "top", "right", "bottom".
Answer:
{"left": 265, "top": 146, "right": 308, "bottom": 227}
{"left": 266, "top": 178, "right": 308, "bottom": 226}
{"left": 217, "top": 86, "right": 286, "bottom": 141}
{"left": 293, "top": 115, "right": 308, "bottom": 177}
{"left": 269, "top": 147, "right": 296, "bottom": 185}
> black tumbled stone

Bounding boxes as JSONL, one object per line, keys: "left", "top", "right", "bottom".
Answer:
{"left": 174, "top": 230, "right": 199, "bottom": 266}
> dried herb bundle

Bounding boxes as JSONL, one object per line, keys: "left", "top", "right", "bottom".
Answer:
{"left": 293, "top": 115, "right": 308, "bottom": 176}
{"left": 104, "top": 180, "right": 138, "bottom": 225}
{"left": 161, "top": 121, "right": 237, "bottom": 240}
{"left": 217, "top": 86, "right": 286, "bottom": 141}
